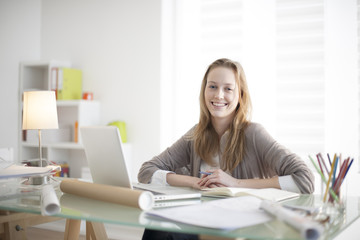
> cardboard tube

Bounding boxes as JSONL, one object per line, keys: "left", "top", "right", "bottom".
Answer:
{"left": 60, "top": 179, "right": 154, "bottom": 211}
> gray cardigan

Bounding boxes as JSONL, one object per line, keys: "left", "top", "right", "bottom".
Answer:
{"left": 138, "top": 122, "right": 314, "bottom": 194}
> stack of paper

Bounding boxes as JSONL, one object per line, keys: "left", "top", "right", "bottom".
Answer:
{"left": 0, "top": 165, "right": 52, "bottom": 179}
{"left": 147, "top": 196, "right": 272, "bottom": 229}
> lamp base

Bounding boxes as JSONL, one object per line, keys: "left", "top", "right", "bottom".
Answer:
{"left": 24, "top": 175, "right": 50, "bottom": 185}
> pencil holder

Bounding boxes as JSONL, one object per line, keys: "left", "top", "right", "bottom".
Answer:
{"left": 309, "top": 153, "right": 353, "bottom": 216}
{"left": 320, "top": 175, "right": 347, "bottom": 215}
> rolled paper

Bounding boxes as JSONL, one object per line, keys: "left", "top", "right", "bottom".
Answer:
{"left": 261, "top": 200, "right": 323, "bottom": 240}
{"left": 41, "top": 184, "right": 61, "bottom": 216}
{"left": 60, "top": 179, "right": 154, "bottom": 211}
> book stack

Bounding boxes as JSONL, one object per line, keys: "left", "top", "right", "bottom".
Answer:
{"left": 54, "top": 163, "right": 70, "bottom": 178}
{"left": 51, "top": 67, "right": 82, "bottom": 100}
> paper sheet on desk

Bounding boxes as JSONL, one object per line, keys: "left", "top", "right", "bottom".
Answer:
{"left": 146, "top": 196, "right": 272, "bottom": 230}
{"left": 0, "top": 165, "right": 52, "bottom": 179}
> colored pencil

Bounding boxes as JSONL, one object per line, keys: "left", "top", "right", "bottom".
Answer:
{"left": 343, "top": 159, "right": 354, "bottom": 179}
{"left": 308, "top": 155, "right": 339, "bottom": 203}
{"left": 323, "top": 154, "right": 337, "bottom": 202}
{"left": 318, "top": 153, "right": 329, "bottom": 175}
{"left": 332, "top": 156, "right": 338, "bottom": 187}
{"left": 327, "top": 153, "right": 332, "bottom": 167}
{"left": 332, "top": 158, "right": 349, "bottom": 201}
{"left": 316, "top": 154, "right": 324, "bottom": 176}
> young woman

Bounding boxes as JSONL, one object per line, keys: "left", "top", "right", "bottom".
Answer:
{"left": 138, "top": 58, "right": 314, "bottom": 240}
{"left": 138, "top": 58, "right": 314, "bottom": 194}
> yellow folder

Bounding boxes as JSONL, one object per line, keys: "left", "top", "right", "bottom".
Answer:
{"left": 57, "top": 68, "right": 82, "bottom": 100}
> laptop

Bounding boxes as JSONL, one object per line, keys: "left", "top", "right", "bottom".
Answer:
{"left": 80, "top": 126, "right": 201, "bottom": 205}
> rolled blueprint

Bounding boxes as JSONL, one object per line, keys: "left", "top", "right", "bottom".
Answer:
{"left": 41, "top": 184, "right": 61, "bottom": 216}
{"left": 60, "top": 179, "right": 154, "bottom": 211}
{"left": 260, "top": 200, "right": 323, "bottom": 240}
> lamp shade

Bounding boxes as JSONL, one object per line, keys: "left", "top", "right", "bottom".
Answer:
{"left": 22, "top": 91, "right": 59, "bottom": 130}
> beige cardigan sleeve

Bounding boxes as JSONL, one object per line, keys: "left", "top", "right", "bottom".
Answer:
{"left": 137, "top": 128, "right": 195, "bottom": 184}
{"left": 239, "top": 123, "right": 315, "bottom": 194}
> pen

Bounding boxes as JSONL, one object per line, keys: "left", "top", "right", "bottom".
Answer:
{"left": 199, "top": 171, "right": 213, "bottom": 175}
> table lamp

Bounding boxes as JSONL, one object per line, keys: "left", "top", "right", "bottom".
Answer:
{"left": 22, "top": 91, "right": 58, "bottom": 168}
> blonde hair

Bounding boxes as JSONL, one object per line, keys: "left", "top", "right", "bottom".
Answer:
{"left": 193, "top": 58, "right": 252, "bottom": 171}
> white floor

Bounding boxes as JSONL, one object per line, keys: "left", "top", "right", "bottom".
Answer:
{"left": 34, "top": 219, "right": 144, "bottom": 240}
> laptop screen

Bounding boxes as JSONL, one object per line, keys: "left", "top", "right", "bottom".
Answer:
{"left": 80, "top": 126, "right": 133, "bottom": 189}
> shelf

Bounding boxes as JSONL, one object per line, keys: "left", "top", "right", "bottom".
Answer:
{"left": 23, "top": 141, "right": 131, "bottom": 150}
{"left": 22, "top": 141, "right": 84, "bottom": 150}
{"left": 56, "top": 100, "right": 99, "bottom": 107}
{"left": 18, "top": 60, "right": 103, "bottom": 178}
{"left": 21, "top": 60, "right": 71, "bottom": 68}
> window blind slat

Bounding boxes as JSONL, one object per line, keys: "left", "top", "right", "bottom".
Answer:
{"left": 200, "top": 0, "right": 243, "bottom": 63}
{"left": 276, "top": 0, "right": 325, "bottom": 157}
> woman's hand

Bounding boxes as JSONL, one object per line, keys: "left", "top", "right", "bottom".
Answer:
{"left": 197, "top": 169, "right": 238, "bottom": 188}
{"left": 167, "top": 173, "right": 206, "bottom": 190}
{"left": 191, "top": 180, "right": 205, "bottom": 190}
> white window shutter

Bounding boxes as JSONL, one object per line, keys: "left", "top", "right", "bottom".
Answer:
{"left": 276, "top": 0, "right": 325, "bottom": 158}
{"left": 199, "top": 0, "right": 244, "bottom": 65}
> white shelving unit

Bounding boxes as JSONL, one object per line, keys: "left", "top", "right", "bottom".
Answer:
{"left": 18, "top": 60, "right": 100, "bottom": 178}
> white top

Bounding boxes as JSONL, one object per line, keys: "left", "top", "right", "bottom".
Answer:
{"left": 151, "top": 166, "right": 301, "bottom": 193}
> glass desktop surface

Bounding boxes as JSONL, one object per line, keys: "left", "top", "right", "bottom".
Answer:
{"left": 0, "top": 180, "right": 359, "bottom": 240}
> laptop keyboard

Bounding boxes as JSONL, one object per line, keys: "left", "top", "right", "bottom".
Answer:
{"left": 133, "top": 186, "right": 162, "bottom": 195}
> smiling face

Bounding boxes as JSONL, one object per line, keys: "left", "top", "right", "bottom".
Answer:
{"left": 204, "top": 66, "right": 239, "bottom": 123}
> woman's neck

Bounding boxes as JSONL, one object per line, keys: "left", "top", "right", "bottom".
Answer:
{"left": 211, "top": 116, "right": 233, "bottom": 138}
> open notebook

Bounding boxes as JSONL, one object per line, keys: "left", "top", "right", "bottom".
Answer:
{"left": 201, "top": 187, "right": 300, "bottom": 202}
{"left": 80, "top": 126, "right": 201, "bottom": 206}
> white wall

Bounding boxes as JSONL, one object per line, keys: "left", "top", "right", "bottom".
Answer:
{"left": 40, "top": 0, "right": 162, "bottom": 180}
{"left": 0, "top": 0, "right": 163, "bottom": 181}
{"left": 0, "top": 0, "right": 42, "bottom": 161}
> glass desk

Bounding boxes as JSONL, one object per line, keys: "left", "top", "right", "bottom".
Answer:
{"left": 0, "top": 180, "right": 359, "bottom": 240}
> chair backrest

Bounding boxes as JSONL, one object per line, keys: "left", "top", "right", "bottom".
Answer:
{"left": 0, "top": 148, "right": 14, "bottom": 168}
{"left": 0, "top": 148, "right": 13, "bottom": 162}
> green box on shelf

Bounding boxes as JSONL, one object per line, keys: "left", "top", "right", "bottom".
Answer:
{"left": 108, "top": 121, "right": 127, "bottom": 143}
{"left": 57, "top": 68, "right": 82, "bottom": 100}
